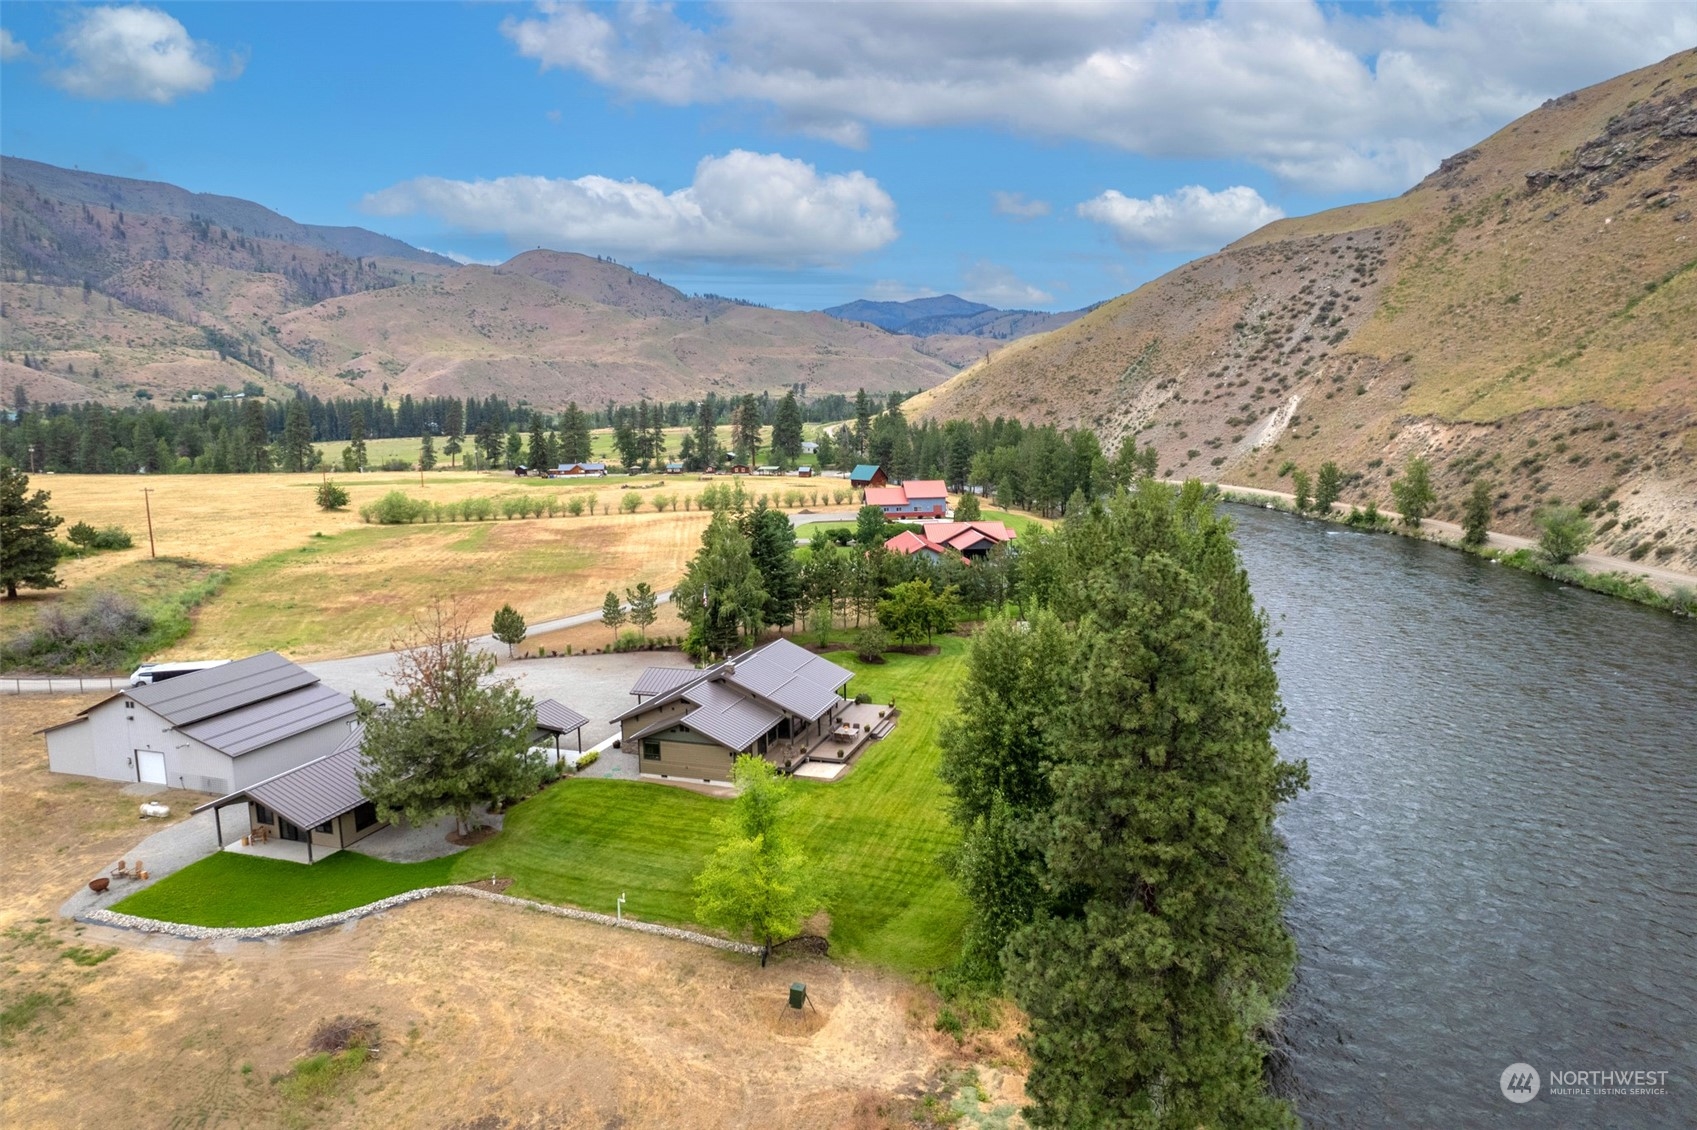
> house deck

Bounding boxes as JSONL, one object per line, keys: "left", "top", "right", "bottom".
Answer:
{"left": 222, "top": 836, "right": 336, "bottom": 865}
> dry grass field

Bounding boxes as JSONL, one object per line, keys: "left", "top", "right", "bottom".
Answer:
{"left": 6, "top": 471, "right": 848, "bottom": 663}
{"left": 0, "top": 691, "right": 1025, "bottom": 1129}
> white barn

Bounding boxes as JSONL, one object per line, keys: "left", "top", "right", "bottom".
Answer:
{"left": 42, "top": 652, "right": 357, "bottom": 795}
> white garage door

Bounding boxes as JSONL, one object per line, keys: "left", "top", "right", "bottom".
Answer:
{"left": 136, "top": 750, "right": 167, "bottom": 785}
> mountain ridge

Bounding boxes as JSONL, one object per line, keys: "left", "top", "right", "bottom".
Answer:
{"left": 908, "top": 49, "right": 1697, "bottom": 569}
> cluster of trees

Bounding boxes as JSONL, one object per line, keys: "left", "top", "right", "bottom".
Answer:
{"left": 938, "top": 481, "right": 1310, "bottom": 1127}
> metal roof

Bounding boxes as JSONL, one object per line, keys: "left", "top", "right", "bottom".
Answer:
{"left": 128, "top": 651, "right": 320, "bottom": 727}
{"left": 178, "top": 682, "right": 357, "bottom": 757}
{"left": 850, "top": 464, "right": 884, "bottom": 481}
{"left": 864, "top": 486, "right": 908, "bottom": 506}
{"left": 629, "top": 666, "right": 701, "bottom": 698}
{"left": 194, "top": 745, "right": 368, "bottom": 831}
{"left": 902, "top": 480, "right": 949, "bottom": 499}
{"left": 535, "top": 698, "right": 589, "bottom": 734}
{"left": 680, "top": 680, "right": 784, "bottom": 752}
{"left": 725, "top": 637, "right": 851, "bottom": 721}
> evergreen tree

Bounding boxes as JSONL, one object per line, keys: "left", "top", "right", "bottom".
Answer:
{"left": 0, "top": 467, "right": 64, "bottom": 599}
{"left": 1390, "top": 456, "right": 1436, "bottom": 527}
{"left": 419, "top": 431, "right": 437, "bottom": 471}
{"left": 242, "top": 399, "right": 271, "bottom": 472}
{"left": 443, "top": 400, "right": 465, "bottom": 467}
{"left": 528, "top": 413, "right": 553, "bottom": 471}
{"left": 1314, "top": 461, "right": 1343, "bottom": 513}
{"left": 491, "top": 603, "right": 527, "bottom": 658}
{"left": 772, "top": 390, "right": 804, "bottom": 460}
{"left": 998, "top": 482, "right": 1308, "bottom": 1128}
{"left": 505, "top": 428, "right": 523, "bottom": 468}
{"left": 475, "top": 418, "right": 500, "bottom": 468}
{"left": 346, "top": 407, "right": 370, "bottom": 472}
{"left": 744, "top": 506, "right": 801, "bottom": 630}
{"left": 559, "top": 402, "right": 592, "bottom": 463}
{"left": 853, "top": 388, "right": 872, "bottom": 456}
{"left": 80, "top": 408, "right": 115, "bottom": 474}
{"left": 600, "top": 590, "right": 627, "bottom": 640}
{"left": 1462, "top": 479, "right": 1493, "bottom": 548}
{"left": 672, "top": 511, "right": 769, "bottom": 658}
{"left": 692, "top": 396, "right": 719, "bottom": 470}
{"left": 734, "top": 395, "right": 763, "bottom": 463}
{"left": 281, "top": 399, "right": 315, "bottom": 473}
{"left": 354, "top": 604, "right": 545, "bottom": 835}
{"left": 955, "top": 492, "right": 982, "bottom": 521}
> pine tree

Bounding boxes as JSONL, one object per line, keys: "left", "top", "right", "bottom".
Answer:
{"left": 419, "top": 432, "right": 437, "bottom": 471}
{"left": 443, "top": 400, "right": 465, "bottom": 468}
{"left": 692, "top": 396, "right": 719, "bottom": 470}
{"left": 998, "top": 482, "right": 1308, "bottom": 1128}
{"left": 281, "top": 399, "right": 315, "bottom": 473}
{"left": 345, "top": 406, "right": 369, "bottom": 472}
{"left": 242, "top": 399, "right": 271, "bottom": 472}
{"left": 625, "top": 582, "right": 658, "bottom": 639}
{"left": 672, "top": 511, "right": 768, "bottom": 658}
{"left": 0, "top": 467, "right": 64, "bottom": 599}
{"left": 528, "top": 413, "right": 552, "bottom": 471}
{"left": 600, "top": 590, "right": 627, "bottom": 641}
{"left": 772, "top": 391, "right": 804, "bottom": 460}
{"left": 744, "top": 507, "right": 800, "bottom": 630}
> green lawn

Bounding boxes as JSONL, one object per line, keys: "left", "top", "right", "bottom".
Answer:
{"left": 111, "top": 642, "right": 972, "bottom": 973}
{"left": 113, "top": 850, "right": 456, "bottom": 927}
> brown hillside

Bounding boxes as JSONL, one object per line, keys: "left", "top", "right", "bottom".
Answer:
{"left": 910, "top": 49, "right": 1697, "bottom": 570}
{"left": 1, "top": 166, "right": 962, "bottom": 409}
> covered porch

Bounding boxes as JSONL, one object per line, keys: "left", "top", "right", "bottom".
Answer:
{"left": 220, "top": 830, "right": 336, "bottom": 865}
{"left": 190, "top": 745, "right": 386, "bottom": 866}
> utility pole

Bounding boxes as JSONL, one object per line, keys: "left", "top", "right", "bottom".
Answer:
{"left": 141, "top": 488, "right": 156, "bottom": 558}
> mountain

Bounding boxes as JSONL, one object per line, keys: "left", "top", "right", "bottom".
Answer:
{"left": 2, "top": 157, "right": 453, "bottom": 266}
{"left": 908, "top": 49, "right": 1697, "bottom": 570}
{"left": 825, "top": 293, "right": 1090, "bottom": 340}
{"left": 0, "top": 160, "right": 961, "bottom": 408}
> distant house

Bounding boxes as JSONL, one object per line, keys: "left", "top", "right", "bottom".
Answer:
{"left": 755, "top": 465, "right": 781, "bottom": 476}
{"left": 664, "top": 461, "right": 685, "bottom": 474}
{"left": 800, "top": 441, "right": 819, "bottom": 455}
{"left": 865, "top": 479, "right": 949, "bottom": 519}
{"left": 850, "top": 464, "right": 888, "bottom": 488}
{"left": 615, "top": 639, "right": 854, "bottom": 784}
{"left": 552, "top": 462, "right": 607, "bottom": 477}
{"left": 796, "top": 466, "right": 813, "bottom": 478}
{"left": 42, "top": 651, "right": 357, "bottom": 795}
{"left": 728, "top": 463, "right": 752, "bottom": 475}
{"left": 885, "top": 520, "right": 1017, "bottom": 561}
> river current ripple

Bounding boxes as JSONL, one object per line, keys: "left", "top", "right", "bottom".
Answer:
{"left": 1222, "top": 505, "right": 1696, "bottom": 1128}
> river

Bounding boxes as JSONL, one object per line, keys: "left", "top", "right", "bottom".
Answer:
{"left": 1222, "top": 504, "right": 1697, "bottom": 1128}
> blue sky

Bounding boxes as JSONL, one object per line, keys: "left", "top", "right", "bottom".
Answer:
{"left": 3, "top": 2, "right": 1694, "bottom": 311}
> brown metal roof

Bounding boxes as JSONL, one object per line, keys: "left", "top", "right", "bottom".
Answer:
{"left": 178, "top": 681, "right": 356, "bottom": 757}
{"left": 628, "top": 667, "right": 701, "bottom": 698}
{"left": 128, "top": 651, "right": 319, "bottom": 726}
{"left": 535, "top": 698, "right": 589, "bottom": 734}
{"left": 193, "top": 743, "right": 368, "bottom": 831}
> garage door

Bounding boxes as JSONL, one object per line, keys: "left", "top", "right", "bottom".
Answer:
{"left": 136, "top": 750, "right": 167, "bottom": 785}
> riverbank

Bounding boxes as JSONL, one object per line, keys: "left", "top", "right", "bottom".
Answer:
{"left": 1203, "top": 480, "right": 1696, "bottom": 615}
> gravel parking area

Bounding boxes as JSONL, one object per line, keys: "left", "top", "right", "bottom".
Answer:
{"left": 58, "top": 808, "right": 219, "bottom": 919}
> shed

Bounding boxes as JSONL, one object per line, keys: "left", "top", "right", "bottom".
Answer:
{"left": 850, "top": 464, "right": 888, "bottom": 488}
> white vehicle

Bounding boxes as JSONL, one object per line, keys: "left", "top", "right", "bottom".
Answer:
{"left": 128, "top": 660, "right": 231, "bottom": 686}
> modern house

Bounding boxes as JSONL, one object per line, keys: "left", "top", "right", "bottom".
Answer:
{"left": 864, "top": 479, "right": 950, "bottom": 519}
{"left": 551, "top": 462, "right": 607, "bottom": 477}
{"left": 193, "top": 724, "right": 384, "bottom": 863}
{"left": 885, "top": 520, "right": 1017, "bottom": 561}
{"left": 42, "top": 651, "right": 357, "bottom": 795}
{"left": 850, "top": 464, "right": 888, "bottom": 489}
{"left": 614, "top": 638, "right": 855, "bottom": 784}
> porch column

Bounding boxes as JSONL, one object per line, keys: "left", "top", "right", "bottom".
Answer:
{"left": 213, "top": 804, "right": 222, "bottom": 847}
{"left": 307, "top": 836, "right": 314, "bottom": 864}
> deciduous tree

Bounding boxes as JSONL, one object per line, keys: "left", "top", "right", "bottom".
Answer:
{"left": 1536, "top": 504, "right": 1592, "bottom": 564}
{"left": 355, "top": 604, "right": 544, "bottom": 835}
{"left": 315, "top": 482, "right": 349, "bottom": 511}
{"left": 1390, "top": 456, "right": 1435, "bottom": 527}
{"left": 1462, "top": 479, "right": 1493, "bottom": 547}
{"left": 1314, "top": 461, "right": 1343, "bottom": 514}
{"left": 693, "top": 756, "right": 819, "bottom": 960}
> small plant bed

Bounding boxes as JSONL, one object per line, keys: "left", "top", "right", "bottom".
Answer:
{"left": 458, "top": 877, "right": 514, "bottom": 894}
{"left": 446, "top": 825, "right": 500, "bottom": 847}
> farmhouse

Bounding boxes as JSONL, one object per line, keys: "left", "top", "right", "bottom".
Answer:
{"left": 800, "top": 440, "right": 819, "bottom": 455}
{"left": 850, "top": 464, "right": 888, "bottom": 488}
{"left": 552, "top": 462, "right": 607, "bottom": 477}
{"left": 864, "top": 479, "right": 949, "bottom": 519}
{"left": 193, "top": 725, "right": 383, "bottom": 863}
{"left": 42, "top": 651, "right": 357, "bottom": 795}
{"left": 885, "top": 520, "right": 1017, "bottom": 561}
{"left": 664, "top": 461, "right": 685, "bottom": 474}
{"left": 615, "top": 638, "right": 857, "bottom": 784}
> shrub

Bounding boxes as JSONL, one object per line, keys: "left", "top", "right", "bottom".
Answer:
{"left": 0, "top": 592, "right": 154, "bottom": 671}
{"left": 574, "top": 750, "right": 600, "bottom": 772}
{"left": 619, "top": 493, "right": 642, "bottom": 514}
{"left": 1536, "top": 504, "right": 1592, "bottom": 565}
{"left": 66, "top": 521, "right": 99, "bottom": 547}
{"left": 566, "top": 496, "right": 585, "bottom": 517}
{"left": 363, "top": 491, "right": 430, "bottom": 524}
{"left": 315, "top": 483, "right": 350, "bottom": 511}
{"left": 612, "top": 629, "right": 646, "bottom": 652}
{"left": 853, "top": 624, "right": 889, "bottom": 662}
{"left": 379, "top": 458, "right": 411, "bottom": 472}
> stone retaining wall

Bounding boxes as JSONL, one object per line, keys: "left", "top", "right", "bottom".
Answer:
{"left": 77, "top": 884, "right": 763, "bottom": 954}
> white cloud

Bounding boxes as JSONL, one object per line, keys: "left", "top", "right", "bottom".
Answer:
{"left": 960, "top": 260, "right": 1053, "bottom": 308}
{"left": 50, "top": 5, "right": 240, "bottom": 103}
{"left": 1078, "top": 185, "right": 1284, "bottom": 253}
{"left": 364, "top": 150, "right": 898, "bottom": 265}
{"left": 500, "top": 1, "right": 1697, "bottom": 192}
{"left": 1, "top": 28, "right": 29, "bottom": 62}
{"left": 993, "top": 191, "right": 1050, "bottom": 220}
{"left": 865, "top": 279, "right": 941, "bottom": 302}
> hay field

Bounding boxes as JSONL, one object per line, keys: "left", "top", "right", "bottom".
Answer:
{"left": 14, "top": 471, "right": 848, "bottom": 662}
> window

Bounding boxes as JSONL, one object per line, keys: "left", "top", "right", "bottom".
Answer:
{"left": 353, "top": 801, "right": 379, "bottom": 831}
{"left": 315, "top": 821, "right": 333, "bottom": 834}
{"left": 643, "top": 741, "right": 662, "bottom": 761}
{"left": 254, "top": 803, "right": 274, "bottom": 825}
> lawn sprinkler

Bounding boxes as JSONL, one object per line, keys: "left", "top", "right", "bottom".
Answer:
{"left": 617, "top": 892, "right": 626, "bottom": 922}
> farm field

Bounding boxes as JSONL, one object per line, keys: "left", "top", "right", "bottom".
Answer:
{"left": 116, "top": 641, "right": 972, "bottom": 973}
{"left": 2, "top": 470, "right": 854, "bottom": 664}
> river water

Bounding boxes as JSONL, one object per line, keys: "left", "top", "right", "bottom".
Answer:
{"left": 1222, "top": 504, "right": 1696, "bottom": 1128}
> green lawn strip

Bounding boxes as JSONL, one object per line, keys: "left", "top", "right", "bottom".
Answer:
{"left": 114, "top": 642, "right": 971, "bottom": 973}
{"left": 111, "top": 850, "right": 454, "bottom": 928}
